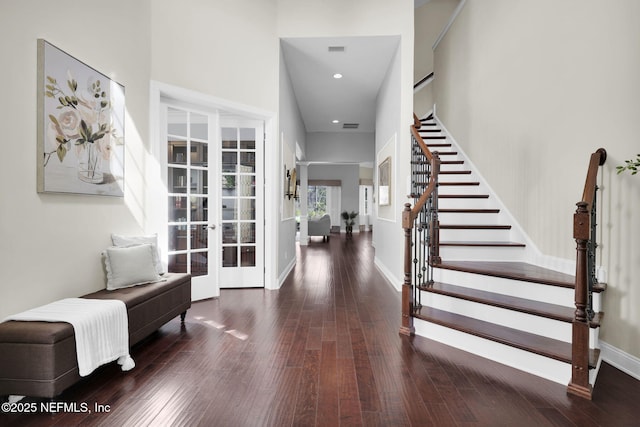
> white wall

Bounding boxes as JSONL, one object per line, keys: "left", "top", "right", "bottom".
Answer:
{"left": 434, "top": 0, "right": 640, "bottom": 358}
{"left": 414, "top": 0, "right": 460, "bottom": 82}
{"left": 374, "top": 43, "right": 407, "bottom": 291}
{"left": 0, "top": 0, "right": 152, "bottom": 318}
{"left": 305, "top": 132, "right": 375, "bottom": 163}
{"left": 278, "top": 45, "right": 306, "bottom": 282}
{"left": 413, "top": 0, "right": 459, "bottom": 118}
{"left": 150, "top": 0, "right": 279, "bottom": 114}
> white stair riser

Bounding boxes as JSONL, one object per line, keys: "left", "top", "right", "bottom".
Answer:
{"left": 437, "top": 213, "right": 500, "bottom": 224}
{"left": 414, "top": 318, "right": 573, "bottom": 385}
{"left": 437, "top": 198, "right": 494, "bottom": 209}
{"left": 439, "top": 228, "right": 512, "bottom": 241}
{"left": 421, "top": 292, "right": 586, "bottom": 344}
{"left": 437, "top": 185, "right": 485, "bottom": 194}
{"left": 438, "top": 245, "right": 527, "bottom": 262}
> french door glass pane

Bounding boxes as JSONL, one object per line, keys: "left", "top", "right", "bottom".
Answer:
{"left": 240, "top": 223, "right": 255, "bottom": 244}
{"left": 222, "top": 175, "right": 236, "bottom": 196}
{"left": 192, "top": 224, "right": 208, "bottom": 249}
{"left": 222, "top": 152, "right": 237, "bottom": 172}
{"left": 222, "top": 223, "right": 237, "bottom": 244}
{"left": 191, "top": 251, "right": 207, "bottom": 277}
{"left": 169, "top": 196, "right": 188, "bottom": 221}
{"left": 240, "top": 152, "right": 255, "bottom": 172}
{"left": 239, "top": 198, "right": 255, "bottom": 220}
{"left": 241, "top": 246, "right": 256, "bottom": 266}
{"left": 222, "top": 198, "right": 237, "bottom": 220}
{"left": 223, "top": 247, "right": 237, "bottom": 267}
{"left": 168, "top": 253, "right": 187, "bottom": 273}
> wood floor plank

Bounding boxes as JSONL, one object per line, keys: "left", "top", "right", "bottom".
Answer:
{"left": 2, "top": 233, "right": 639, "bottom": 427}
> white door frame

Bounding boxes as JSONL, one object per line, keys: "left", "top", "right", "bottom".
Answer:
{"left": 149, "top": 81, "right": 278, "bottom": 295}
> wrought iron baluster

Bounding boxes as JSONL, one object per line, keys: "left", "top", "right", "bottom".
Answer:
{"left": 586, "top": 185, "right": 599, "bottom": 321}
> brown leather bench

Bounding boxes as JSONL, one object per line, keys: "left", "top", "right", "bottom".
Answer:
{"left": 0, "top": 273, "right": 191, "bottom": 398}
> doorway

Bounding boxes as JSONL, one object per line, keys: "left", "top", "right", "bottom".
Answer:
{"left": 159, "top": 97, "right": 268, "bottom": 300}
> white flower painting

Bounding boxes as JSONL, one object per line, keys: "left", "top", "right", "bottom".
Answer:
{"left": 37, "top": 39, "right": 125, "bottom": 196}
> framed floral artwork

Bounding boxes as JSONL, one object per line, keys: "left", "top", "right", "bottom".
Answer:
{"left": 37, "top": 39, "right": 125, "bottom": 196}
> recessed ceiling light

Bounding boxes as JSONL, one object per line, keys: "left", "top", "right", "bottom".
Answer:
{"left": 333, "top": 73, "right": 343, "bottom": 79}
{"left": 332, "top": 120, "right": 340, "bottom": 124}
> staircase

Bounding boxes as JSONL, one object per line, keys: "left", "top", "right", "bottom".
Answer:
{"left": 403, "top": 114, "right": 606, "bottom": 396}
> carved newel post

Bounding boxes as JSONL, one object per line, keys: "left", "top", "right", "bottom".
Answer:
{"left": 400, "top": 203, "right": 415, "bottom": 336}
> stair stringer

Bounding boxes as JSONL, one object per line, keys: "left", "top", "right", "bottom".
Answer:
{"left": 428, "top": 113, "right": 578, "bottom": 276}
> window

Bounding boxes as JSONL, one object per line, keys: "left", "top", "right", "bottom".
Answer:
{"left": 307, "top": 186, "right": 327, "bottom": 218}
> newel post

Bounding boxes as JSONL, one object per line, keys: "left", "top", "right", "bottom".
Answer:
{"left": 568, "top": 201, "right": 593, "bottom": 399}
{"left": 400, "top": 203, "right": 415, "bottom": 336}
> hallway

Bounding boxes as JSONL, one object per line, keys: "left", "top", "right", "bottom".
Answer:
{"left": 3, "top": 233, "right": 639, "bottom": 426}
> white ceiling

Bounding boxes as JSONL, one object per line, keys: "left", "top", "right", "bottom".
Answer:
{"left": 280, "top": 36, "right": 400, "bottom": 133}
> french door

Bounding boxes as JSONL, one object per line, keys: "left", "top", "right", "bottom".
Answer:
{"left": 163, "top": 105, "right": 264, "bottom": 299}
{"left": 219, "top": 119, "right": 264, "bottom": 288}
{"left": 165, "top": 106, "right": 217, "bottom": 300}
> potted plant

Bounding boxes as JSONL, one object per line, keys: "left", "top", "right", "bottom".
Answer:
{"left": 341, "top": 211, "right": 358, "bottom": 235}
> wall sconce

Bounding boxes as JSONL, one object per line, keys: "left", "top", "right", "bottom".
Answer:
{"left": 285, "top": 168, "right": 298, "bottom": 200}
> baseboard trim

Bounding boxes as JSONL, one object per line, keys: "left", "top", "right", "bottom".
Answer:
{"left": 374, "top": 256, "right": 402, "bottom": 292}
{"left": 277, "top": 257, "right": 296, "bottom": 289}
{"left": 600, "top": 341, "right": 640, "bottom": 381}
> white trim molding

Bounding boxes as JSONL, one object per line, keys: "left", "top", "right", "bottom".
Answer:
{"left": 433, "top": 0, "right": 467, "bottom": 51}
{"left": 374, "top": 256, "right": 402, "bottom": 292}
{"left": 600, "top": 341, "right": 640, "bottom": 382}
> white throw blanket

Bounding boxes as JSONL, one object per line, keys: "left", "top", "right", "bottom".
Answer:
{"left": 4, "top": 298, "right": 135, "bottom": 376}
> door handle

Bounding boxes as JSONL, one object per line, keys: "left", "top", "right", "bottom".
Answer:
{"left": 209, "top": 225, "right": 216, "bottom": 230}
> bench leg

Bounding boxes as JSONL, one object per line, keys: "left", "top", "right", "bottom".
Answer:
{"left": 180, "top": 311, "right": 187, "bottom": 323}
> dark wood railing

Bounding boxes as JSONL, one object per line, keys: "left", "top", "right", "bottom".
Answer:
{"left": 568, "top": 148, "right": 607, "bottom": 400}
{"left": 400, "top": 114, "right": 441, "bottom": 336}
{"left": 414, "top": 72, "right": 434, "bottom": 90}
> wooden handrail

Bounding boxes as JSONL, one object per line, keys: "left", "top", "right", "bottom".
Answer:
{"left": 568, "top": 147, "right": 606, "bottom": 400}
{"left": 413, "top": 113, "right": 422, "bottom": 129}
{"left": 405, "top": 124, "right": 439, "bottom": 225}
{"left": 580, "top": 148, "right": 607, "bottom": 209}
{"left": 413, "top": 72, "right": 434, "bottom": 90}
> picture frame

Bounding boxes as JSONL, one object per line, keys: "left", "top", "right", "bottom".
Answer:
{"left": 378, "top": 156, "right": 391, "bottom": 206}
{"left": 37, "top": 39, "right": 125, "bottom": 196}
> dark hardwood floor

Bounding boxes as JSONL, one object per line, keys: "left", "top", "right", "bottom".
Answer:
{"left": 2, "top": 232, "right": 639, "bottom": 426}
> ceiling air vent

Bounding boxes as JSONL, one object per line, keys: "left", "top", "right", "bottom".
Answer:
{"left": 328, "top": 46, "right": 345, "bottom": 52}
{"left": 343, "top": 123, "right": 359, "bottom": 129}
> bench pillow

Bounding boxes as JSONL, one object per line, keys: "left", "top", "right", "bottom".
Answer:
{"left": 111, "top": 233, "right": 164, "bottom": 275}
{"left": 103, "top": 244, "right": 161, "bottom": 290}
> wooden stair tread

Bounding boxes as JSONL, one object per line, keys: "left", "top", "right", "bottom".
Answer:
{"left": 440, "top": 170, "right": 471, "bottom": 174}
{"left": 413, "top": 306, "right": 600, "bottom": 367}
{"left": 439, "top": 181, "right": 480, "bottom": 186}
{"left": 438, "top": 208, "right": 500, "bottom": 214}
{"left": 439, "top": 224, "right": 512, "bottom": 230}
{"left": 439, "top": 194, "right": 489, "bottom": 198}
{"left": 425, "top": 143, "right": 452, "bottom": 147}
{"left": 439, "top": 241, "right": 526, "bottom": 247}
{"left": 414, "top": 182, "right": 480, "bottom": 187}
{"left": 433, "top": 261, "right": 601, "bottom": 292}
{"left": 441, "top": 160, "right": 464, "bottom": 165}
{"left": 418, "top": 282, "right": 602, "bottom": 328}
{"left": 418, "top": 129, "right": 442, "bottom": 133}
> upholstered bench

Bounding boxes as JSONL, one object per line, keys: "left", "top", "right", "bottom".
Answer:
{"left": 0, "top": 273, "right": 191, "bottom": 398}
